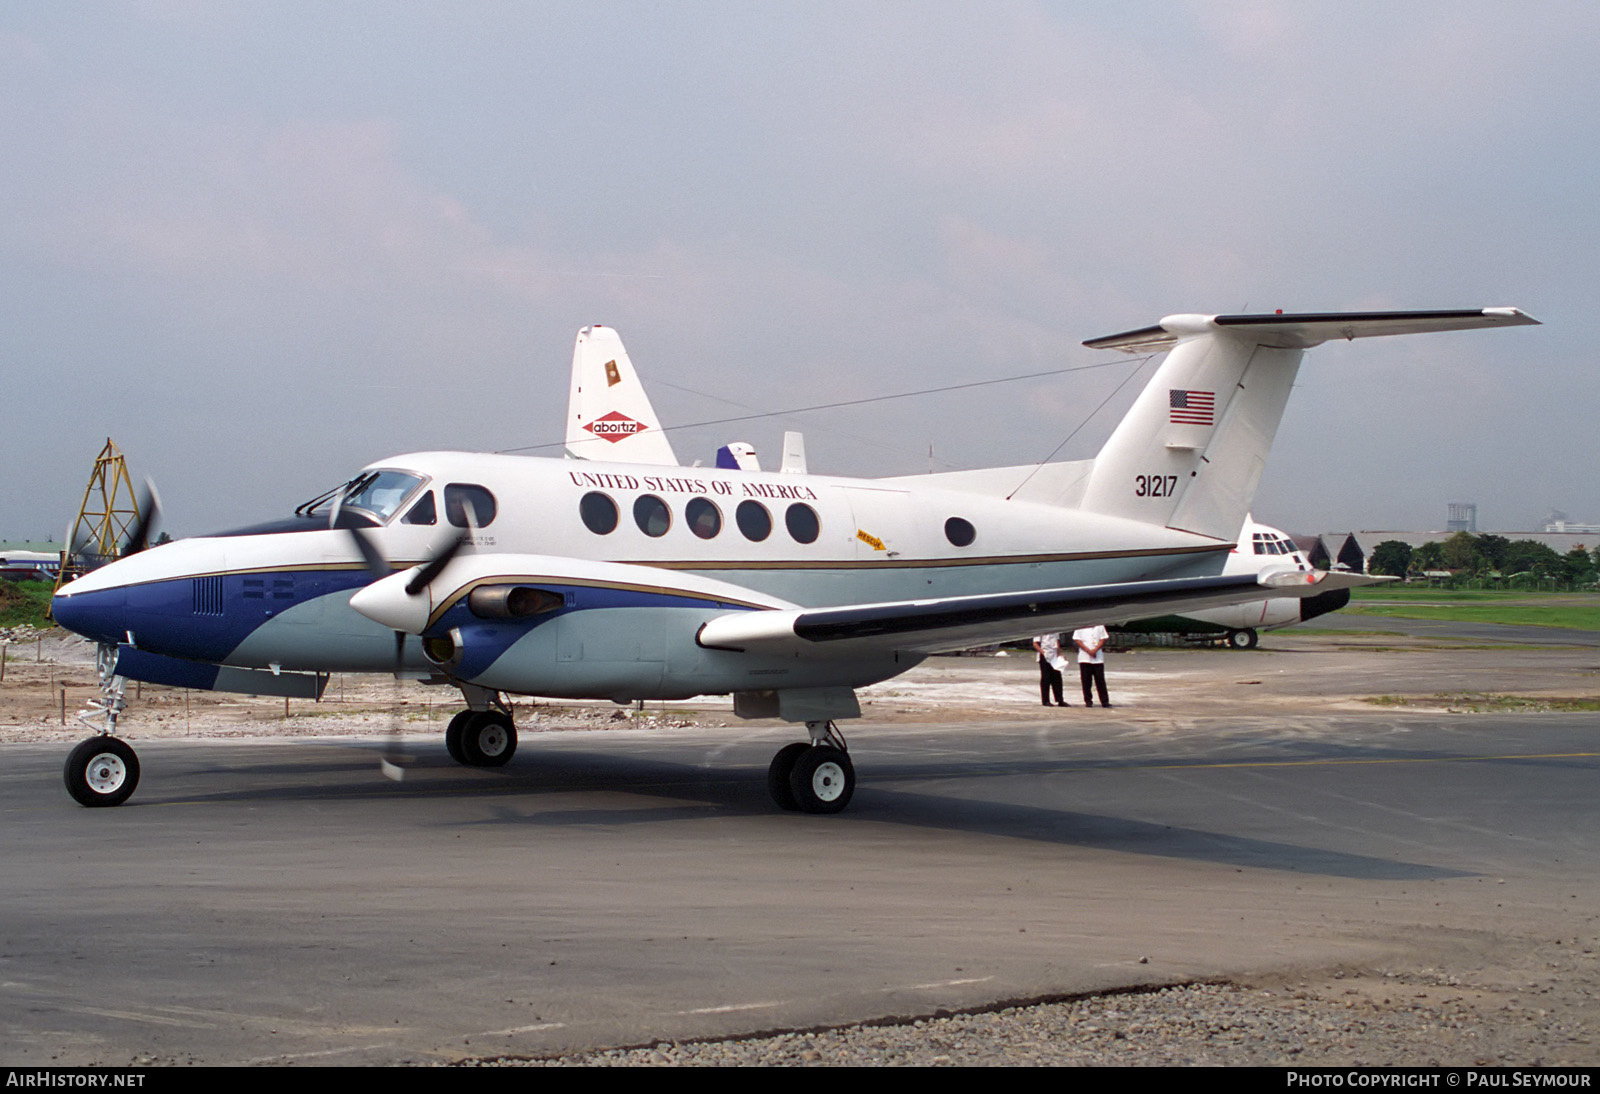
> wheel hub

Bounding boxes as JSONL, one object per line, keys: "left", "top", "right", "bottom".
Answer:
{"left": 478, "top": 725, "right": 508, "bottom": 756}
{"left": 810, "top": 761, "right": 846, "bottom": 802}
{"left": 85, "top": 754, "right": 127, "bottom": 794}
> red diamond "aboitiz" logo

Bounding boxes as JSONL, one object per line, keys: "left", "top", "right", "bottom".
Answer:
{"left": 584, "top": 411, "right": 648, "bottom": 442}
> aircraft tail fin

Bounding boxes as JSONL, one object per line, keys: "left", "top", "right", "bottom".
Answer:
{"left": 1078, "top": 309, "right": 1538, "bottom": 540}
{"left": 565, "top": 326, "right": 680, "bottom": 465}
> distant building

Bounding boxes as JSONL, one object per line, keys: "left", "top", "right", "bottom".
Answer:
{"left": 1446, "top": 502, "right": 1477, "bottom": 533}
{"left": 1540, "top": 509, "right": 1600, "bottom": 534}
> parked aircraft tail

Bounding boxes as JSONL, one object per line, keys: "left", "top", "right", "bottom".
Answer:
{"left": 564, "top": 325, "right": 679, "bottom": 465}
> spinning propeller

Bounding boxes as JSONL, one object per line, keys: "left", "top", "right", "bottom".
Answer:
{"left": 66, "top": 478, "right": 163, "bottom": 569}
{"left": 342, "top": 514, "right": 475, "bottom": 781}
{"left": 123, "top": 479, "right": 163, "bottom": 556}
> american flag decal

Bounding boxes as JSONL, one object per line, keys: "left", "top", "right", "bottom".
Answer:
{"left": 1169, "top": 389, "right": 1215, "bottom": 425}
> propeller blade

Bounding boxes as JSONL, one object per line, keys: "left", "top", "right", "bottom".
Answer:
{"left": 405, "top": 526, "right": 472, "bottom": 596}
{"left": 380, "top": 619, "right": 409, "bottom": 781}
{"left": 122, "top": 479, "right": 163, "bottom": 556}
{"left": 346, "top": 527, "right": 391, "bottom": 584}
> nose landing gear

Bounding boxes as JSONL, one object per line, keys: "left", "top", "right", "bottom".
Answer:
{"left": 64, "top": 643, "right": 141, "bottom": 807}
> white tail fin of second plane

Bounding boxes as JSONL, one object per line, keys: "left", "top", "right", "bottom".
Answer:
{"left": 565, "top": 325, "right": 680, "bottom": 465}
{"left": 1078, "top": 308, "right": 1538, "bottom": 540}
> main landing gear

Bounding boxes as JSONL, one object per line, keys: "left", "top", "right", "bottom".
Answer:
{"left": 767, "top": 721, "right": 854, "bottom": 814}
{"left": 444, "top": 706, "right": 518, "bottom": 767}
{"left": 1226, "top": 628, "right": 1259, "bottom": 650}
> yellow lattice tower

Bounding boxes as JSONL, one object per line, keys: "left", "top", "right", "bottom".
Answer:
{"left": 52, "top": 439, "right": 142, "bottom": 602}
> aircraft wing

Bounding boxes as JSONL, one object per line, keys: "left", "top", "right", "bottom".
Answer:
{"left": 697, "top": 569, "right": 1376, "bottom": 656}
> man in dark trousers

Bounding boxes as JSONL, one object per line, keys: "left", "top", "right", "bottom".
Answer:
{"left": 1032, "top": 633, "right": 1066, "bottom": 706}
{"left": 1072, "top": 624, "right": 1111, "bottom": 708}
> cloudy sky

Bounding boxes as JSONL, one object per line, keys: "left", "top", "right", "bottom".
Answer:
{"left": 2, "top": 1, "right": 1593, "bottom": 543}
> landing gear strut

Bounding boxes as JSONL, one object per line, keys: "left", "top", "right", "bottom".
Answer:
{"left": 63, "top": 643, "right": 141, "bottom": 807}
{"left": 767, "top": 721, "right": 854, "bottom": 814}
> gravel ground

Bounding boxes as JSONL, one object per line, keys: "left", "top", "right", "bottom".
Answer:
{"left": 484, "top": 957, "right": 1599, "bottom": 1067}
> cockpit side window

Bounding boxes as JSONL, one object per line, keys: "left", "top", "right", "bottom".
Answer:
{"left": 342, "top": 471, "right": 425, "bottom": 524}
{"left": 445, "top": 484, "right": 497, "bottom": 528}
{"left": 401, "top": 491, "right": 437, "bottom": 526}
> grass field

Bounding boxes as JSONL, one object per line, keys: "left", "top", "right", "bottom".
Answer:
{"left": 0, "top": 581, "right": 53, "bottom": 629}
{"left": 1346, "top": 587, "right": 1600, "bottom": 630}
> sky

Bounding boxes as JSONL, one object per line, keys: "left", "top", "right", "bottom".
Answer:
{"left": 3, "top": 1, "right": 1595, "bottom": 543}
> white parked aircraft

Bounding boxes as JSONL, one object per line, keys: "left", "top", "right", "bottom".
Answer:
{"left": 1119, "top": 516, "right": 1347, "bottom": 648}
{"left": 51, "top": 308, "right": 1538, "bottom": 811}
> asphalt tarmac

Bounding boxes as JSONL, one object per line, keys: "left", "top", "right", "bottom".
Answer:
{"left": 4, "top": 642, "right": 1600, "bottom": 1066}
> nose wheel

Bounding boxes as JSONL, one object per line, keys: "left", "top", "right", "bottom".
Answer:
{"left": 64, "top": 736, "right": 141, "bottom": 807}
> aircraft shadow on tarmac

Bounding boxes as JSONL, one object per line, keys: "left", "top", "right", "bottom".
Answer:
{"left": 161, "top": 741, "right": 1471, "bottom": 882}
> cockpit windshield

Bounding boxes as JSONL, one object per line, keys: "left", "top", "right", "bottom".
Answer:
{"left": 339, "top": 471, "right": 426, "bottom": 523}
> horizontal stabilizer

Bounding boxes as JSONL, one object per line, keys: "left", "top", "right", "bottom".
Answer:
{"left": 1075, "top": 306, "right": 1538, "bottom": 541}
{"left": 1085, "top": 308, "right": 1539, "bottom": 353}
{"left": 697, "top": 569, "right": 1375, "bottom": 656}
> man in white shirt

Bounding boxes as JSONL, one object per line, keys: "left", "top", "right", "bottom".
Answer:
{"left": 1072, "top": 624, "right": 1111, "bottom": 708}
{"left": 1032, "top": 633, "right": 1066, "bottom": 706}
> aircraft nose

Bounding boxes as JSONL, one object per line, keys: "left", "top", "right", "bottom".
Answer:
{"left": 1298, "top": 586, "right": 1351, "bottom": 623}
{"left": 50, "top": 585, "right": 127, "bottom": 645}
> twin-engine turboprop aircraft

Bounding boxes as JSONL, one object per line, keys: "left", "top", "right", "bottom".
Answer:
{"left": 50, "top": 308, "right": 1538, "bottom": 811}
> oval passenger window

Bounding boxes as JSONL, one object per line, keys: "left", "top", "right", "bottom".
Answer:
{"left": 633, "top": 495, "right": 671, "bottom": 537}
{"left": 686, "top": 497, "right": 722, "bottom": 540}
{"left": 579, "top": 492, "right": 619, "bottom": 535}
{"left": 785, "top": 503, "right": 820, "bottom": 544}
{"left": 944, "top": 517, "right": 976, "bottom": 547}
{"left": 736, "top": 501, "right": 772, "bottom": 542}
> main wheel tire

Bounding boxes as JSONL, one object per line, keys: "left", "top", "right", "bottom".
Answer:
{"left": 767, "top": 742, "right": 809, "bottom": 811}
{"left": 64, "top": 737, "right": 141, "bottom": 808}
{"left": 444, "top": 710, "right": 474, "bottom": 765}
{"left": 788, "top": 745, "right": 855, "bottom": 814}
{"left": 1227, "top": 628, "right": 1259, "bottom": 650}
{"left": 460, "top": 710, "right": 517, "bottom": 767}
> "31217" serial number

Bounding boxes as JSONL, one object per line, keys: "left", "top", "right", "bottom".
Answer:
{"left": 1134, "top": 474, "right": 1178, "bottom": 497}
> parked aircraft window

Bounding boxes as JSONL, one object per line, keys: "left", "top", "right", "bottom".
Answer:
{"left": 785, "top": 503, "right": 820, "bottom": 544}
{"left": 580, "top": 492, "right": 619, "bottom": 535}
{"left": 342, "top": 470, "right": 424, "bottom": 523}
{"left": 401, "top": 492, "right": 437, "bottom": 526}
{"left": 736, "top": 500, "right": 772, "bottom": 542}
{"left": 634, "top": 494, "right": 672, "bottom": 537}
{"left": 686, "top": 497, "right": 722, "bottom": 540}
{"left": 445, "top": 484, "right": 497, "bottom": 528}
{"left": 944, "top": 517, "right": 976, "bottom": 547}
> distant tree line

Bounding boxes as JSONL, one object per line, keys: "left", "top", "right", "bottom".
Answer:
{"left": 1367, "top": 533, "right": 1600, "bottom": 588}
